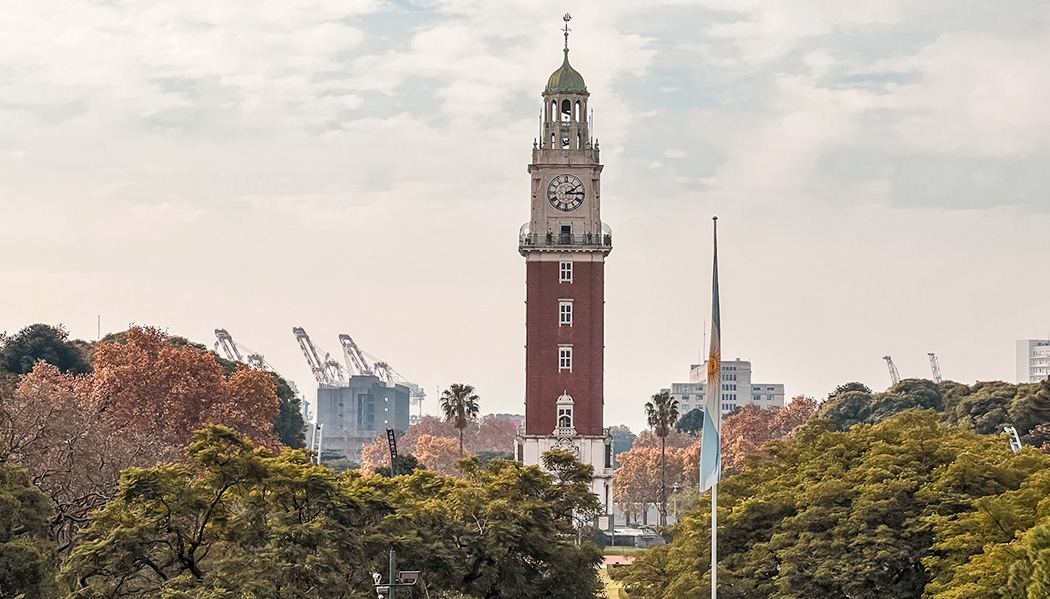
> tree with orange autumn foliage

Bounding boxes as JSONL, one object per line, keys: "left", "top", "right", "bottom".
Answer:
{"left": 632, "top": 428, "right": 696, "bottom": 450}
{"left": 91, "top": 326, "right": 281, "bottom": 450}
{"left": 414, "top": 434, "right": 461, "bottom": 476}
{"left": 1, "top": 363, "right": 148, "bottom": 550}
{"left": 359, "top": 436, "right": 390, "bottom": 476}
{"left": 719, "top": 395, "right": 817, "bottom": 475}
{"left": 474, "top": 416, "right": 517, "bottom": 453}
{"left": 397, "top": 415, "right": 460, "bottom": 455}
{"left": 613, "top": 447, "right": 686, "bottom": 525}
{"left": 395, "top": 414, "right": 517, "bottom": 458}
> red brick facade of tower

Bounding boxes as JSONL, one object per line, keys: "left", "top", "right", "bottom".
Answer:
{"left": 524, "top": 258, "right": 605, "bottom": 436}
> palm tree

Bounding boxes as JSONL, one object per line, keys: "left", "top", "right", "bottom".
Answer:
{"left": 440, "top": 383, "right": 481, "bottom": 456}
{"left": 645, "top": 390, "right": 680, "bottom": 526}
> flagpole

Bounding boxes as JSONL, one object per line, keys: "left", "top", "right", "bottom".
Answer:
{"left": 698, "top": 215, "right": 721, "bottom": 599}
{"left": 711, "top": 481, "right": 717, "bottom": 599}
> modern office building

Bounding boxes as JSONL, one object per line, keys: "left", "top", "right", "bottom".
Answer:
{"left": 662, "top": 359, "right": 785, "bottom": 415}
{"left": 1017, "top": 339, "right": 1050, "bottom": 384}
{"left": 313, "top": 375, "right": 411, "bottom": 459}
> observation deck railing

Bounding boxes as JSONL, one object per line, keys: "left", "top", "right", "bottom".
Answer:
{"left": 518, "top": 223, "right": 613, "bottom": 252}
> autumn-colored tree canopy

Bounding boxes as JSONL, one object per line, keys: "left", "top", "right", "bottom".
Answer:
{"left": 0, "top": 325, "right": 294, "bottom": 553}
{"left": 92, "top": 326, "right": 281, "bottom": 449}
{"left": 360, "top": 414, "right": 518, "bottom": 476}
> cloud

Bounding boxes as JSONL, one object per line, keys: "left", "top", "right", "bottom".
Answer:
{"left": 1, "top": 0, "right": 1049, "bottom": 432}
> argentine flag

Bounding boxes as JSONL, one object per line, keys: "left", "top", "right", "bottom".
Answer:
{"left": 699, "top": 217, "right": 721, "bottom": 492}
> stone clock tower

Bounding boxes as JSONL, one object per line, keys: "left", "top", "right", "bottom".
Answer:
{"left": 516, "top": 15, "right": 614, "bottom": 514}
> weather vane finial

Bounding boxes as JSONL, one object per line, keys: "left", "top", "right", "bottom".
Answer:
{"left": 563, "top": 13, "right": 572, "bottom": 51}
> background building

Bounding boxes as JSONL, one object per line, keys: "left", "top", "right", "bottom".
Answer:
{"left": 313, "top": 375, "right": 411, "bottom": 459}
{"left": 1017, "top": 339, "right": 1050, "bottom": 383}
{"left": 662, "top": 359, "right": 785, "bottom": 415}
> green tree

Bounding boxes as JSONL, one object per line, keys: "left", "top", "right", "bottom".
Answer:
{"left": 62, "top": 426, "right": 603, "bottom": 599}
{"left": 675, "top": 408, "right": 704, "bottom": 435}
{"left": 645, "top": 390, "right": 680, "bottom": 527}
{"left": 440, "top": 383, "right": 480, "bottom": 457}
{"left": 374, "top": 453, "right": 421, "bottom": 477}
{"left": 868, "top": 378, "right": 943, "bottom": 422}
{"left": 941, "top": 380, "right": 1016, "bottom": 434}
{"left": 542, "top": 449, "right": 602, "bottom": 542}
{"left": 271, "top": 373, "right": 305, "bottom": 448}
{"left": 364, "top": 455, "right": 603, "bottom": 599}
{"left": 1009, "top": 379, "right": 1050, "bottom": 445}
{"left": 475, "top": 450, "right": 514, "bottom": 466}
{"left": 609, "top": 424, "right": 636, "bottom": 466}
{"left": 816, "top": 385, "right": 874, "bottom": 430}
{"left": 0, "top": 324, "right": 90, "bottom": 376}
{"left": 60, "top": 426, "right": 364, "bottom": 599}
{"left": 618, "top": 410, "right": 1050, "bottom": 599}
{"left": 0, "top": 462, "right": 57, "bottom": 599}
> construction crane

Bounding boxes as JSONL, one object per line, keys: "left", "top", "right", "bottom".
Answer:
{"left": 928, "top": 353, "right": 943, "bottom": 383}
{"left": 338, "top": 334, "right": 374, "bottom": 377}
{"left": 214, "top": 329, "right": 272, "bottom": 371}
{"left": 883, "top": 355, "right": 901, "bottom": 386}
{"left": 292, "top": 327, "right": 346, "bottom": 385}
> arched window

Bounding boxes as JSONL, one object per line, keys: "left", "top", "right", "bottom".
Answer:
{"left": 561, "top": 99, "right": 571, "bottom": 123}
{"left": 558, "top": 406, "right": 573, "bottom": 428}
{"left": 575, "top": 100, "right": 581, "bottom": 122}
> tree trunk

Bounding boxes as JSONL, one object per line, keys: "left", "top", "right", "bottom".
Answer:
{"left": 459, "top": 427, "right": 464, "bottom": 457}
{"left": 660, "top": 435, "right": 667, "bottom": 526}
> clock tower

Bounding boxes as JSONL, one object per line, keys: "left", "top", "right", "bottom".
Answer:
{"left": 516, "top": 15, "right": 614, "bottom": 514}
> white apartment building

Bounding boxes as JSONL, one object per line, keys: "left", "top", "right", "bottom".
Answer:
{"left": 662, "top": 359, "right": 786, "bottom": 415}
{"left": 1017, "top": 340, "right": 1050, "bottom": 384}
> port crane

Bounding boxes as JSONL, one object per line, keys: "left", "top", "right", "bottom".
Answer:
{"left": 213, "top": 329, "right": 272, "bottom": 371}
{"left": 292, "top": 327, "right": 346, "bottom": 385}
{"left": 928, "top": 353, "right": 943, "bottom": 383}
{"left": 883, "top": 355, "right": 901, "bottom": 386}
{"left": 338, "top": 333, "right": 426, "bottom": 412}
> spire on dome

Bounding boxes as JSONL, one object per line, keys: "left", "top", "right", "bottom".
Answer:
{"left": 546, "top": 14, "right": 587, "bottom": 94}
{"left": 563, "top": 12, "right": 571, "bottom": 51}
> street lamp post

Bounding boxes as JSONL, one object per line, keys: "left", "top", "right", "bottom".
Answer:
{"left": 373, "top": 549, "right": 420, "bottom": 599}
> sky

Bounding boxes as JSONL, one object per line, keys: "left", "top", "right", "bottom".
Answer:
{"left": 1, "top": 0, "right": 1048, "bottom": 434}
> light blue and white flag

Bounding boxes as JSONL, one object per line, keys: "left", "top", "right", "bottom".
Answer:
{"left": 699, "top": 217, "right": 721, "bottom": 492}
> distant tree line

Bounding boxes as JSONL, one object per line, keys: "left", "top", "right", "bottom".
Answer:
{"left": 818, "top": 378, "right": 1050, "bottom": 448}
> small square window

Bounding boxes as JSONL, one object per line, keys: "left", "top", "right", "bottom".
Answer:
{"left": 559, "top": 346, "right": 573, "bottom": 372}
{"left": 559, "top": 301, "right": 573, "bottom": 326}
{"left": 559, "top": 261, "right": 573, "bottom": 283}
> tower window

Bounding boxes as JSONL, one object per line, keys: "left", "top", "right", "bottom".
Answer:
{"left": 559, "top": 300, "right": 573, "bottom": 326}
{"left": 559, "top": 345, "right": 573, "bottom": 372}
{"left": 559, "top": 261, "right": 573, "bottom": 283}
{"left": 558, "top": 407, "right": 572, "bottom": 428}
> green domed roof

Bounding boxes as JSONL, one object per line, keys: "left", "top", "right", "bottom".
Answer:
{"left": 546, "top": 50, "right": 587, "bottom": 94}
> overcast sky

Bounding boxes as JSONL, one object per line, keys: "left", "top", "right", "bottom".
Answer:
{"left": 2, "top": 0, "right": 1048, "bottom": 433}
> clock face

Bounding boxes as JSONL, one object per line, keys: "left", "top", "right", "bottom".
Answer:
{"left": 547, "top": 174, "right": 585, "bottom": 212}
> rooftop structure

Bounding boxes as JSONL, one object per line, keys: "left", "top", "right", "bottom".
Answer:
{"left": 662, "top": 359, "right": 785, "bottom": 416}
{"left": 1017, "top": 339, "right": 1050, "bottom": 384}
